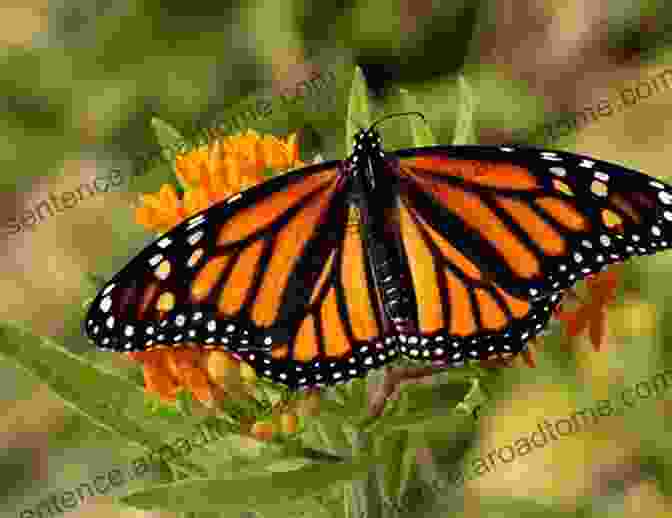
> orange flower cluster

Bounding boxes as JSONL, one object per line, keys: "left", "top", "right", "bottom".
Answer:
{"left": 478, "top": 265, "right": 622, "bottom": 371}
{"left": 135, "top": 130, "right": 304, "bottom": 233}
{"left": 128, "top": 348, "right": 256, "bottom": 405}
{"left": 128, "top": 347, "right": 319, "bottom": 439}
{"left": 555, "top": 266, "right": 621, "bottom": 352}
{"left": 252, "top": 392, "right": 321, "bottom": 439}
{"left": 129, "top": 129, "right": 313, "bottom": 439}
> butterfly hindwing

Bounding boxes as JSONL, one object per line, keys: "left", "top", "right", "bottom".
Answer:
{"left": 394, "top": 145, "right": 672, "bottom": 299}
{"left": 240, "top": 207, "right": 398, "bottom": 388}
{"left": 394, "top": 194, "right": 562, "bottom": 364}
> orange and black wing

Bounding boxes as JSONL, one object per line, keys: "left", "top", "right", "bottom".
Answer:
{"left": 394, "top": 192, "right": 562, "bottom": 365}
{"left": 83, "top": 161, "right": 395, "bottom": 388}
{"left": 393, "top": 145, "right": 672, "bottom": 299}
{"left": 243, "top": 204, "right": 398, "bottom": 388}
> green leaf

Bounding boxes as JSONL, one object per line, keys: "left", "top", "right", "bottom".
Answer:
{"left": 343, "top": 481, "right": 355, "bottom": 518}
{"left": 175, "top": 389, "right": 195, "bottom": 417}
{"left": 397, "top": 436, "right": 419, "bottom": 509}
{"left": 373, "top": 431, "right": 407, "bottom": 511}
{"left": 370, "top": 391, "right": 422, "bottom": 514}
{"left": 311, "top": 416, "right": 353, "bottom": 456}
{"left": 150, "top": 117, "right": 192, "bottom": 190}
{"left": 345, "top": 66, "right": 372, "bottom": 155}
{"left": 452, "top": 74, "right": 477, "bottom": 145}
{"left": 128, "top": 154, "right": 178, "bottom": 194}
{"left": 317, "top": 397, "right": 360, "bottom": 426}
{"left": 187, "top": 438, "right": 311, "bottom": 480}
{"left": 0, "top": 321, "right": 206, "bottom": 476}
{"left": 346, "top": 378, "right": 369, "bottom": 409}
{"left": 121, "top": 457, "right": 374, "bottom": 515}
{"left": 337, "top": 428, "right": 380, "bottom": 518}
{"left": 399, "top": 89, "right": 436, "bottom": 147}
{"left": 151, "top": 116, "right": 187, "bottom": 159}
{"left": 346, "top": 454, "right": 383, "bottom": 518}
{"left": 454, "top": 377, "right": 489, "bottom": 420}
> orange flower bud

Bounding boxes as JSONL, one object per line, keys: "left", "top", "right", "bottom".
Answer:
{"left": 135, "top": 351, "right": 180, "bottom": 402}
{"left": 181, "top": 365, "right": 215, "bottom": 404}
{"left": 165, "top": 348, "right": 200, "bottom": 378}
{"left": 280, "top": 412, "right": 298, "bottom": 434}
{"left": 251, "top": 421, "right": 275, "bottom": 441}
{"left": 160, "top": 348, "right": 215, "bottom": 404}
{"left": 207, "top": 350, "right": 242, "bottom": 387}
{"left": 239, "top": 360, "right": 257, "bottom": 384}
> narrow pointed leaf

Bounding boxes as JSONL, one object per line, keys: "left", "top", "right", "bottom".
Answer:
{"left": 345, "top": 66, "right": 372, "bottom": 154}
{"left": 346, "top": 429, "right": 385, "bottom": 518}
{"left": 121, "top": 458, "right": 374, "bottom": 514}
{"left": 0, "top": 321, "right": 206, "bottom": 475}
{"left": 374, "top": 431, "right": 407, "bottom": 510}
{"left": 397, "top": 439, "right": 418, "bottom": 509}
{"left": 312, "top": 417, "right": 353, "bottom": 455}
{"left": 149, "top": 117, "right": 193, "bottom": 192}
{"left": 317, "top": 397, "right": 360, "bottom": 425}
{"left": 151, "top": 116, "right": 187, "bottom": 160}
{"left": 452, "top": 74, "right": 477, "bottom": 145}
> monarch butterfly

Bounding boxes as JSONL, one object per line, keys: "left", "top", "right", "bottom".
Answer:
{"left": 84, "top": 113, "right": 672, "bottom": 389}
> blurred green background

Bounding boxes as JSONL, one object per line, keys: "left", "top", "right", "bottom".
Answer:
{"left": 2, "top": 0, "right": 672, "bottom": 517}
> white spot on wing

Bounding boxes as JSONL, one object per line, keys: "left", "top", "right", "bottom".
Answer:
{"left": 659, "top": 191, "right": 672, "bottom": 205}
{"left": 540, "top": 152, "right": 562, "bottom": 161}
{"left": 187, "top": 231, "right": 204, "bottom": 246}
{"left": 100, "top": 296, "right": 112, "bottom": 313}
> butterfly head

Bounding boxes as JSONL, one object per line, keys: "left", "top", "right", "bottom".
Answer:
{"left": 351, "top": 129, "right": 384, "bottom": 164}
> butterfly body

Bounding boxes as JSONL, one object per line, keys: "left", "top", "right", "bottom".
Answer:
{"left": 85, "top": 124, "right": 672, "bottom": 389}
{"left": 343, "top": 131, "right": 418, "bottom": 337}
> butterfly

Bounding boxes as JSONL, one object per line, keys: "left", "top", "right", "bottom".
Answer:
{"left": 83, "top": 112, "right": 672, "bottom": 389}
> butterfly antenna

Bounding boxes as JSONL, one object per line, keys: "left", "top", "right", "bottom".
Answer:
{"left": 370, "top": 112, "right": 427, "bottom": 132}
{"left": 348, "top": 117, "right": 365, "bottom": 133}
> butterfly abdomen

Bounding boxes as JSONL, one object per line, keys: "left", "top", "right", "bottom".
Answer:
{"left": 365, "top": 233, "right": 416, "bottom": 335}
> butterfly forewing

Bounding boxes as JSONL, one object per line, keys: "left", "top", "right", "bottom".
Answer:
{"left": 84, "top": 162, "right": 342, "bottom": 351}
{"left": 393, "top": 145, "right": 672, "bottom": 299}
{"left": 84, "top": 160, "right": 396, "bottom": 388}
